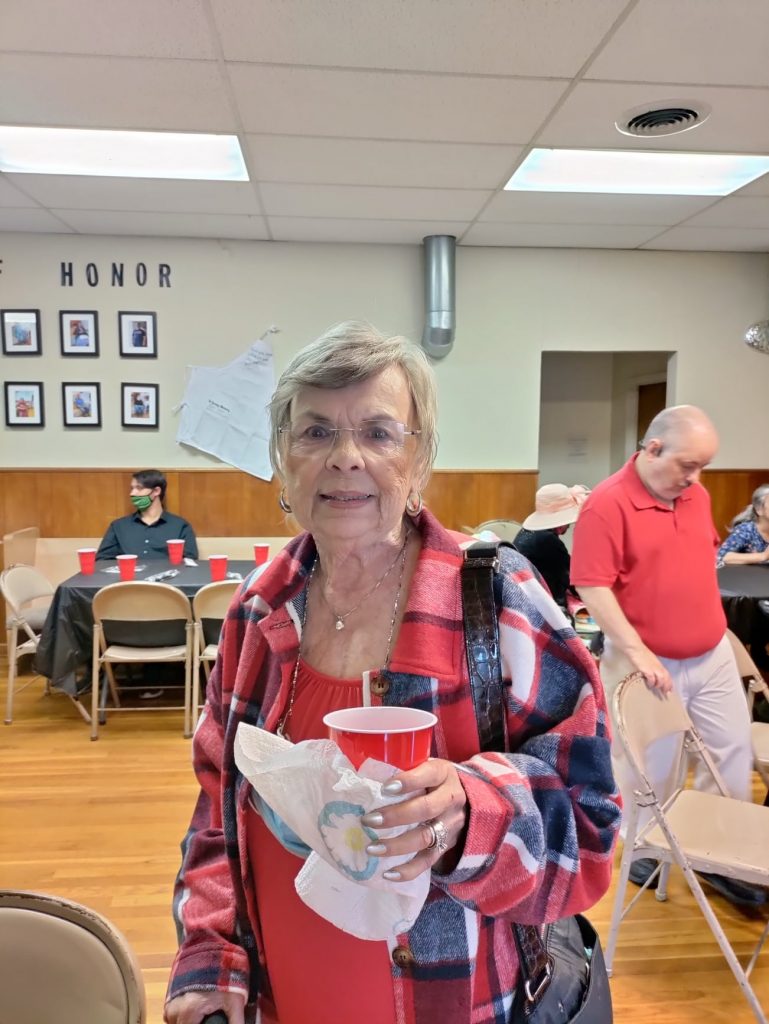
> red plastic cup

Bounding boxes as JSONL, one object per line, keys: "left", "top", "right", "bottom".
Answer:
{"left": 77, "top": 547, "right": 96, "bottom": 575}
{"left": 323, "top": 706, "right": 437, "bottom": 770}
{"left": 116, "top": 554, "right": 137, "bottom": 581}
{"left": 167, "top": 539, "right": 184, "bottom": 564}
{"left": 209, "top": 555, "right": 228, "bottom": 582}
{"left": 254, "top": 543, "right": 270, "bottom": 566}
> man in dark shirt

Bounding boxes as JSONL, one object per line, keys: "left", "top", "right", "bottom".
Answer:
{"left": 513, "top": 483, "right": 589, "bottom": 607}
{"left": 96, "top": 469, "right": 198, "bottom": 560}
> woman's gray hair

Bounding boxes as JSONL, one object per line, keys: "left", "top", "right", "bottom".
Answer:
{"left": 269, "top": 321, "right": 438, "bottom": 483}
{"left": 730, "top": 483, "right": 769, "bottom": 527}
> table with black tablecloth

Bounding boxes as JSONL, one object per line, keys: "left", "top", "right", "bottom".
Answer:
{"left": 718, "top": 564, "right": 769, "bottom": 663}
{"left": 34, "top": 559, "right": 254, "bottom": 695}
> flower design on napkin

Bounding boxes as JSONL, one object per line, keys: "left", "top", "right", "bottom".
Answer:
{"left": 318, "top": 800, "right": 378, "bottom": 881}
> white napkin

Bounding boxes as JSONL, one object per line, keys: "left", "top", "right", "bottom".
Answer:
{"left": 234, "top": 723, "right": 430, "bottom": 942}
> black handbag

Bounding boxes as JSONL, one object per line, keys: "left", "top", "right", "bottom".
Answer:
{"left": 461, "top": 542, "right": 613, "bottom": 1024}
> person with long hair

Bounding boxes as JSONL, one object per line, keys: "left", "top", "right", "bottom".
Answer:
{"left": 717, "top": 484, "right": 769, "bottom": 566}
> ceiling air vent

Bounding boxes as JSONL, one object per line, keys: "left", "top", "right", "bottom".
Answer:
{"left": 616, "top": 101, "right": 711, "bottom": 138}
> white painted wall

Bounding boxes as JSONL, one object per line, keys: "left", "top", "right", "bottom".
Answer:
{"left": 1, "top": 234, "right": 767, "bottom": 471}
{"left": 538, "top": 351, "right": 614, "bottom": 490}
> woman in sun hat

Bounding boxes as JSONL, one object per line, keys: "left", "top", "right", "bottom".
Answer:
{"left": 513, "top": 483, "right": 590, "bottom": 607}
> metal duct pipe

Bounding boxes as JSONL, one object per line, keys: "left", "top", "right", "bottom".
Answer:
{"left": 421, "top": 234, "right": 456, "bottom": 359}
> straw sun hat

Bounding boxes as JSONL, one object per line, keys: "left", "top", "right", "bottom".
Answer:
{"left": 522, "top": 483, "right": 590, "bottom": 531}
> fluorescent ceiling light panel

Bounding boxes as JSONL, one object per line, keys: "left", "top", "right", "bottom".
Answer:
{"left": 0, "top": 126, "right": 248, "bottom": 180}
{"left": 505, "top": 148, "right": 769, "bottom": 196}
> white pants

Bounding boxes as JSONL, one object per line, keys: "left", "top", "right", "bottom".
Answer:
{"left": 600, "top": 634, "right": 753, "bottom": 833}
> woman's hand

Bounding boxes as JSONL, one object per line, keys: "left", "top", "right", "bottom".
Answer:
{"left": 361, "top": 758, "right": 468, "bottom": 881}
{"left": 164, "top": 990, "right": 246, "bottom": 1024}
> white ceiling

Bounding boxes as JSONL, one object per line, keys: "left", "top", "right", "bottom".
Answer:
{"left": 1, "top": 0, "right": 769, "bottom": 250}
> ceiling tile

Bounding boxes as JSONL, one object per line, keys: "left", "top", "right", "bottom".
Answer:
{"left": 1, "top": 0, "right": 216, "bottom": 59}
{"left": 0, "top": 208, "right": 73, "bottom": 232}
{"left": 246, "top": 136, "right": 521, "bottom": 190}
{"left": 641, "top": 225, "right": 769, "bottom": 250}
{"left": 50, "top": 209, "right": 269, "bottom": 239}
{"left": 5, "top": 176, "right": 262, "bottom": 215}
{"left": 461, "top": 222, "right": 664, "bottom": 247}
{"left": 214, "top": 0, "right": 627, "bottom": 76}
{"left": 682, "top": 197, "right": 769, "bottom": 229}
{"left": 259, "top": 183, "right": 489, "bottom": 220}
{"left": 0, "top": 176, "right": 37, "bottom": 208}
{"left": 268, "top": 217, "right": 469, "bottom": 244}
{"left": 229, "top": 65, "right": 568, "bottom": 144}
{"left": 480, "top": 191, "right": 717, "bottom": 225}
{"left": 0, "top": 54, "right": 235, "bottom": 132}
{"left": 588, "top": 0, "right": 769, "bottom": 88}
{"left": 538, "top": 81, "right": 769, "bottom": 152}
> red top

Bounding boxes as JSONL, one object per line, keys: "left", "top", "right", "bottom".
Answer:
{"left": 247, "top": 659, "right": 396, "bottom": 1024}
{"left": 570, "top": 453, "right": 725, "bottom": 659}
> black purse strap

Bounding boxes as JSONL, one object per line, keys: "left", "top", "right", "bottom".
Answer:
{"left": 461, "top": 542, "right": 553, "bottom": 1008}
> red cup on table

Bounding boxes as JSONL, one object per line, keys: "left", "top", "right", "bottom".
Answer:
{"left": 116, "top": 554, "right": 138, "bottom": 581}
{"left": 209, "top": 554, "right": 228, "bottom": 582}
{"left": 254, "top": 543, "right": 270, "bottom": 566}
{"left": 77, "top": 547, "right": 97, "bottom": 575}
{"left": 323, "top": 706, "right": 437, "bottom": 770}
{"left": 167, "top": 538, "right": 185, "bottom": 564}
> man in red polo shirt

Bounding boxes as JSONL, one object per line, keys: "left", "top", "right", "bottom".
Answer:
{"left": 571, "top": 405, "right": 763, "bottom": 908}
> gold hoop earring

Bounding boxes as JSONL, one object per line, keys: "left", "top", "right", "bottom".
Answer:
{"left": 279, "top": 488, "right": 293, "bottom": 514}
{"left": 405, "top": 491, "right": 424, "bottom": 517}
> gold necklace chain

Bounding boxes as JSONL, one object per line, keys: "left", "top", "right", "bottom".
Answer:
{"left": 276, "top": 533, "right": 410, "bottom": 740}
{"left": 319, "top": 535, "right": 409, "bottom": 631}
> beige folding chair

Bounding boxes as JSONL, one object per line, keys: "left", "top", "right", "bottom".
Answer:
{"left": 606, "top": 671, "right": 769, "bottom": 1024}
{"left": 90, "top": 581, "right": 194, "bottom": 741}
{"left": 726, "top": 629, "right": 769, "bottom": 800}
{"left": 471, "top": 519, "right": 523, "bottom": 543}
{"left": 1, "top": 565, "right": 89, "bottom": 725}
{"left": 191, "top": 579, "right": 239, "bottom": 731}
{"left": 0, "top": 889, "right": 146, "bottom": 1024}
{"left": 1, "top": 525, "right": 40, "bottom": 569}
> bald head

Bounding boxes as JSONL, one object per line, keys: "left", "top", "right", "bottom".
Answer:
{"left": 641, "top": 405, "right": 718, "bottom": 450}
{"left": 637, "top": 405, "right": 718, "bottom": 504}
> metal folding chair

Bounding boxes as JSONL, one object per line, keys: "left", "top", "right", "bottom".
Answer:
{"left": 90, "top": 581, "right": 193, "bottom": 740}
{"left": 191, "top": 579, "right": 239, "bottom": 731}
{"left": 1, "top": 565, "right": 89, "bottom": 725}
{"left": 0, "top": 889, "right": 146, "bottom": 1024}
{"left": 606, "top": 671, "right": 769, "bottom": 1024}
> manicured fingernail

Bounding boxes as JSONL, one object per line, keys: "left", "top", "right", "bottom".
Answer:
{"left": 382, "top": 780, "right": 403, "bottom": 795}
{"left": 361, "top": 812, "right": 384, "bottom": 827}
{"left": 383, "top": 870, "right": 402, "bottom": 880}
{"left": 366, "top": 843, "right": 387, "bottom": 855}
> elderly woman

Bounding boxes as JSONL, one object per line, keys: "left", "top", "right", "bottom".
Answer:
{"left": 164, "top": 322, "right": 621, "bottom": 1024}
{"left": 717, "top": 484, "right": 769, "bottom": 566}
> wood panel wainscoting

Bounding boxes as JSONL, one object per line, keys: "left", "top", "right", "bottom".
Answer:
{"left": 1, "top": 466, "right": 766, "bottom": 545}
{"left": 701, "top": 468, "right": 769, "bottom": 538}
{"left": 0, "top": 467, "right": 538, "bottom": 540}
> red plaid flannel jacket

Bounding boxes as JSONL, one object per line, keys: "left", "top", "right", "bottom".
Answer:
{"left": 167, "top": 509, "right": 621, "bottom": 1023}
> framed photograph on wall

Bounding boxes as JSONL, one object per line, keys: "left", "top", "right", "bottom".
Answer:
{"left": 1, "top": 310, "right": 42, "bottom": 355}
{"left": 4, "top": 382, "right": 44, "bottom": 427}
{"left": 60, "top": 311, "right": 99, "bottom": 357}
{"left": 118, "top": 311, "right": 157, "bottom": 357}
{"left": 62, "top": 382, "right": 101, "bottom": 428}
{"left": 121, "top": 383, "right": 159, "bottom": 428}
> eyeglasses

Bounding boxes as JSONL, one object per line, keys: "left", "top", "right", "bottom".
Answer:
{"left": 279, "top": 419, "right": 421, "bottom": 457}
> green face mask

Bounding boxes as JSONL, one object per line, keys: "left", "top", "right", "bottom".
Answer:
{"left": 131, "top": 494, "right": 153, "bottom": 511}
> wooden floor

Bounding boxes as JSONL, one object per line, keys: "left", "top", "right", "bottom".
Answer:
{"left": 1, "top": 672, "right": 768, "bottom": 1024}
